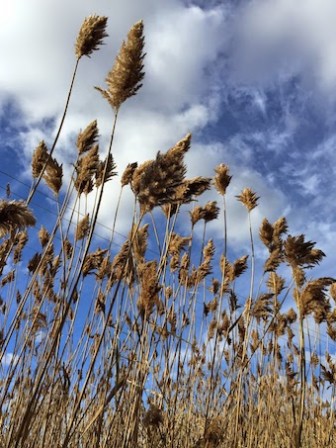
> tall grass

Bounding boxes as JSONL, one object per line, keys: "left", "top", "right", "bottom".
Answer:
{"left": 0, "top": 14, "right": 336, "bottom": 448}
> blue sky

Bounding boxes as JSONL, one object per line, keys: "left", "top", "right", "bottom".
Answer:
{"left": 1, "top": 0, "right": 336, "bottom": 281}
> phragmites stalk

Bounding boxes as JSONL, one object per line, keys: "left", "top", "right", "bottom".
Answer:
{"left": 190, "top": 205, "right": 205, "bottom": 226}
{"left": 38, "top": 226, "right": 50, "bottom": 248}
{"left": 259, "top": 218, "right": 274, "bottom": 249}
{"left": 121, "top": 162, "right": 138, "bottom": 187}
{"left": 130, "top": 223, "right": 149, "bottom": 262}
{"left": 299, "top": 277, "right": 334, "bottom": 321}
{"left": 95, "top": 153, "right": 117, "bottom": 187}
{"left": 137, "top": 260, "right": 161, "bottom": 319}
{"left": 43, "top": 156, "right": 63, "bottom": 195}
{"left": 31, "top": 141, "right": 49, "bottom": 178}
{"left": 203, "top": 201, "right": 220, "bottom": 222}
{"left": 130, "top": 134, "right": 192, "bottom": 213}
{"left": 232, "top": 255, "right": 249, "bottom": 280}
{"left": 95, "top": 20, "right": 145, "bottom": 110}
{"left": 196, "top": 239, "right": 215, "bottom": 281}
{"left": 264, "top": 248, "right": 283, "bottom": 273}
{"left": 76, "top": 213, "right": 90, "bottom": 240}
{"left": 75, "top": 15, "right": 108, "bottom": 59}
{"left": 175, "top": 177, "right": 212, "bottom": 203}
{"left": 237, "top": 187, "right": 259, "bottom": 212}
{"left": 82, "top": 248, "right": 108, "bottom": 276}
{"left": 110, "top": 240, "right": 134, "bottom": 286}
{"left": 13, "top": 231, "right": 28, "bottom": 263}
{"left": 267, "top": 272, "right": 286, "bottom": 296}
{"left": 214, "top": 163, "right": 231, "bottom": 195}
{"left": 77, "top": 120, "right": 99, "bottom": 155}
{"left": 284, "top": 234, "right": 325, "bottom": 269}
{"left": 74, "top": 145, "right": 99, "bottom": 195}
{"left": 0, "top": 200, "right": 36, "bottom": 237}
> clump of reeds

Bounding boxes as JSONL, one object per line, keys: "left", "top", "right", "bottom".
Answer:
{"left": 1, "top": 11, "right": 336, "bottom": 448}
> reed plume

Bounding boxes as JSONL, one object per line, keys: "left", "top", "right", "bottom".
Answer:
{"left": 0, "top": 200, "right": 36, "bottom": 237}
{"left": 76, "top": 213, "right": 90, "bottom": 240}
{"left": 95, "top": 20, "right": 145, "bottom": 110}
{"left": 75, "top": 15, "right": 108, "bottom": 59}
{"left": 121, "top": 162, "right": 138, "bottom": 187}
{"left": 131, "top": 135, "right": 189, "bottom": 212}
{"left": 214, "top": 163, "right": 231, "bottom": 195}
{"left": 31, "top": 141, "right": 49, "bottom": 178}
{"left": 236, "top": 187, "right": 259, "bottom": 211}
{"left": 95, "top": 153, "right": 117, "bottom": 187}
{"left": 43, "top": 155, "right": 63, "bottom": 195}
{"left": 77, "top": 120, "right": 99, "bottom": 155}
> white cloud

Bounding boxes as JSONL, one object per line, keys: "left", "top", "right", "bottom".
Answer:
{"left": 234, "top": 0, "right": 336, "bottom": 91}
{"left": 2, "top": 0, "right": 335, "bottom": 255}
{"left": 0, "top": 0, "right": 237, "bottom": 240}
{"left": 0, "top": 0, "right": 226, "bottom": 127}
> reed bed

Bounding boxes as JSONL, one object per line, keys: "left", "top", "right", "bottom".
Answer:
{"left": 0, "top": 14, "right": 335, "bottom": 448}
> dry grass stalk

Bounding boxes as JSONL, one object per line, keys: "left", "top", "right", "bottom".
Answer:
{"left": 95, "top": 153, "right": 117, "bottom": 187}
{"left": 95, "top": 20, "right": 145, "bottom": 110}
{"left": 77, "top": 120, "right": 99, "bottom": 155}
{"left": 43, "top": 155, "right": 63, "bottom": 195}
{"left": 74, "top": 145, "right": 99, "bottom": 194}
{"left": 38, "top": 226, "right": 50, "bottom": 248}
{"left": 31, "top": 141, "right": 49, "bottom": 178}
{"left": 121, "top": 162, "right": 138, "bottom": 187}
{"left": 236, "top": 187, "right": 259, "bottom": 211}
{"left": 130, "top": 134, "right": 194, "bottom": 213}
{"left": 76, "top": 213, "right": 90, "bottom": 240}
{"left": 214, "top": 163, "right": 231, "bottom": 195}
{"left": 13, "top": 231, "right": 28, "bottom": 263}
{"left": 82, "top": 248, "right": 108, "bottom": 277}
{"left": 137, "top": 260, "right": 161, "bottom": 319}
{"left": 75, "top": 15, "right": 108, "bottom": 59}
{"left": 0, "top": 200, "right": 36, "bottom": 237}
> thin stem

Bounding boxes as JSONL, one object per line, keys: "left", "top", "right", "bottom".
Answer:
{"left": 27, "top": 58, "right": 80, "bottom": 205}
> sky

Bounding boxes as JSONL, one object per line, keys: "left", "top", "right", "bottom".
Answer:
{"left": 1, "top": 0, "right": 336, "bottom": 280}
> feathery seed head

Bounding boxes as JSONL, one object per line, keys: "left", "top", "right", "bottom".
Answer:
{"left": 95, "top": 153, "right": 117, "bottom": 187}
{"left": 214, "top": 163, "right": 231, "bottom": 195}
{"left": 267, "top": 272, "right": 286, "bottom": 295}
{"left": 74, "top": 144, "right": 99, "bottom": 194}
{"left": 203, "top": 201, "right": 220, "bottom": 222}
{"left": 232, "top": 255, "right": 249, "bottom": 280}
{"left": 259, "top": 218, "right": 274, "bottom": 249}
{"left": 82, "top": 248, "right": 108, "bottom": 277}
{"left": 190, "top": 205, "right": 205, "bottom": 226}
{"left": 264, "top": 248, "right": 283, "bottom": 272}
{"left": 95, "top": 20, "right": 145, "bottom": 110}
{"left": 75, "top": 15, "right": 108, "bottom": 59}
{"left": 273, "top": 216, "right": 288, "bottom": 237}
{"left": 31, "top": 141, "right": 48, "bottom": 178}
{"left": 76, "top": 213, "right": 90, "bottom": 240}
{"left": 0, "top": 200, "right": 36, "bottom": 237}
{"left": 77, "top": 120, "right": 99, "bottom": 155}
{"left": 130, "top": 135, "right": 194, "bottom": 212}
{"left": 38, "top": 226, "right": 50, "bottom": 248}
{"left": 43, "top": 156, "right": 63, "bottom": 195}
{"left": 284, "top": 234, "right": 325, "bottom": 268}
{"left": 137, "top": 260, "right": 161, "bottom": 319}
{"left": 121, "top": 162, "right": 138, "bottom": 187}
{"left": 236, "top": 187, "right": 259, "bottom": 212}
